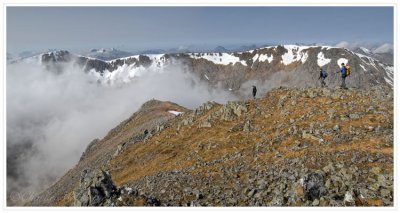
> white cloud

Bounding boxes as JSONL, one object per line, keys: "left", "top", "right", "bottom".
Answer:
{"left": 334, "top": 41, "right": 351, "bottom": 49}
{"left": 372, "top": 43, "right": 393, "bottom": 54}
{"left": 6, "top": 60, "right": 236, "bottom": 202}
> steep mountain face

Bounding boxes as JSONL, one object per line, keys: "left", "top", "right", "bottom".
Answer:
{"left": 29, "top": 86, "right": 393, "bottom": 206}
{"left": 353, "top": 47, "right": 393, "bottom": 65}
{"left": 38, "top": 45, "right": 394, "bottom": 90}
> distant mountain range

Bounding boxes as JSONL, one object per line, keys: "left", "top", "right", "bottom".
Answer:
{"left": 82, "top": 48, "right": 134, "bottom": 60}
{"left": 352, "top": 46, "right": 393, "bottom": 65}
{"left": 15, "top": 44, "right": 393, "bottom": 91}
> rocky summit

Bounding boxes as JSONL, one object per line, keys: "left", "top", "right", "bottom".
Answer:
{"left": 29, "top": 86, "right": 393, "bottom": 207}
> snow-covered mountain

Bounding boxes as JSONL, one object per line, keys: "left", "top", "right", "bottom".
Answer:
{"left": 18, "top": 44, "right": 394, "bottom": 89}
{"left": 335, "top": 42, "right": 393, "bottom": 65}
{"left": 353, "top": 46, "right": 393, "bottom": 65}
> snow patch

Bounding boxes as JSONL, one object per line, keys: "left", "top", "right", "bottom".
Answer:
{"left": 168, "top": 110, "right": 183, "bottom": 116}
{"left": 252, "top": 54, "right": 259, "bottom": 62}
{"left": 301, "top": 52, "right": 308, "bottom": 63}
{"left": 189, "top": 52, "right": 247, "bottom": 66}
{"left": 259, "top": 54, "right": 273, "bottom": 63}
{"left": 281, "top": 45, "right": 309, "bottom": 65}
{"left": 95, "top": 54, "right": 170, "bottom": 85}
{"left": 379, "top": 63, "right": 393, "bottom": 87}
{"left": 355, "top": 53, "right": 379, "bottom": 70}
{"left": 317, "top": 52, "right": 331, "bottom": 67}
{"left": 359, "top": 64, "right": 367, "bottom": 72}
{"left": 384, "top": 77, "right": 393, "bottom": 87}
{"left": 322, "top": 46, "right": 334, "bottom": 50}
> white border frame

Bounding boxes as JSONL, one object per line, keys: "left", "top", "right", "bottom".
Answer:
{"left": 1, "top": 1, "right": 398, "bottom": 213}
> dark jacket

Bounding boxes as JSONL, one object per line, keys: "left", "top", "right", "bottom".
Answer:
{"left": 252, "top": 87, "right": 257, "bottom": 95}
{"left": 319, "top": 70, "right": 327, "bottom": 79}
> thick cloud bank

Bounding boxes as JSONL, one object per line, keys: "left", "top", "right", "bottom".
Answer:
{"left": 6, "top": 60, "right": 236, "bottom": 204}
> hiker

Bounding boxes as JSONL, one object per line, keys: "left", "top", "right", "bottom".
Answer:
{"left": 318, "top": 68, "right": 328, "bottom": 88}
{"left": 252, "top": 86, "right": 257, "bottom": 99}
{"left": 337, "top": 63, "right": 350, "bottom": 89}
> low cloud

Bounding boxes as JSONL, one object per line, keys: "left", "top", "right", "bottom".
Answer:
{"left": 6, "top": 60, "right": 236, "bottom": 204}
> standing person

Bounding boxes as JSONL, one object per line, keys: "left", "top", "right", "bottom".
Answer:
{"left": 338, "top": 63, "right": 347, "bottom": 89}
{"left": 252, "top": 86, "right": 257, "bottom": 99}
{"left": 318, "top": 68, "right": 328, "bottom": 88}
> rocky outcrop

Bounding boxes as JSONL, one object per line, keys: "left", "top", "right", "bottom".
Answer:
{"left": 73, "top": 169, "right": 118, "bottom": 206}
{"left": 73, "top": 170, "right": 163, "bottom": 207}
{"left": 28, "top": 100, "right": 187, "bottom": 206}
{"left": 220, "top": 101, "right": 248, "bottom": 121}
{"left": 302, "top": 172, "right": 328, "bottom": 201}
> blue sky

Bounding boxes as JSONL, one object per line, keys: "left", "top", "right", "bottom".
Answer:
{"left": 7, "top": 7, "right": 393, "bottom": 53}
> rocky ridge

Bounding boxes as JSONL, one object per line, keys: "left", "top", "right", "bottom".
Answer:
{"left": 27, "top": 99, "right": 187, "bottom": 206}
{"left": 37, "top": 45, "right": 393, "bottom": 90}
{"left": 30, "top": 86, "right": 393, "bottom": 206}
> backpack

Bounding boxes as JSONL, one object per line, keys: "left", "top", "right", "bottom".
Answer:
{"left": 345, "top": 65, "right": 351, "bottom": 76}
{"left": 322, "top": 70, "right": 328, "bottom": 78}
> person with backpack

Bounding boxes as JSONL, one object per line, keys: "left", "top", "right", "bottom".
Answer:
{"left": 318, "top": 68, "right": 328, "bottom": 88}
{"left": 252, "top": 85, "right": 257, "bottom": 99}
{"left": 337, "top": 63, "right": 350, "bottom": 89}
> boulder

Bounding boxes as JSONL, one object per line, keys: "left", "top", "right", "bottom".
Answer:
{"left": 74, "top": 169, "right": 118, "bottom": 206}
{"left": 233, "top": 104, "right": 248, "bottom": 117}
{"left": 220, "top": 106, "right": 235, "bottom": 121}
{"left": 243, "top": 120, "right": 253, "bottom": 132}
{"left": 199, "top": 120, "right": 212, "bottom": 128}
{"left": 303, "top": 172, "right": 328, "bottom": 201}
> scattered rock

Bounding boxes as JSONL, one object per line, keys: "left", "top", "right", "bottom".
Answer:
{"left": 302, "top": 131, "right": 319, "bottom": 141}
{"left": 327, "top": 109, "right": 336, "bottom": 119}
{"left": 113, "top": 144, "right": 124, "bottom": 157}
{"left": 303, "top": 172, "right": 328, "bottom": 201}
{"left": 370, "top": 167, "right": 381, "bottom": 175}
{"left": 182, "top": 117, "right": 194, "bottom": 126}
{"left": 349, "top": 113, "right": 360, "bottom": 120}
{"left": 247, "top": 189, "right": 257, "bottom": 197}
{"left": 243, "top": 120, "right": 253, "bottom": 132}
{"left": 333, "top": 124, "right": 340, "bottom": 131}
{"left": 198, "top": 120, "right": 212, "bottom": 128}
{"left": 312, "top": 199, "right": 319, "bottom": 206}
{"left": 233, "top": 104, "right": 248, "bottom": 117}
{"left": 344, "top": 191, "right": 355, "bottom": 206}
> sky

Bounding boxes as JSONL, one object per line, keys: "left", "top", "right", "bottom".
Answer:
{"left": 7, "top": 7, "right": 394, "bottom": 54}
